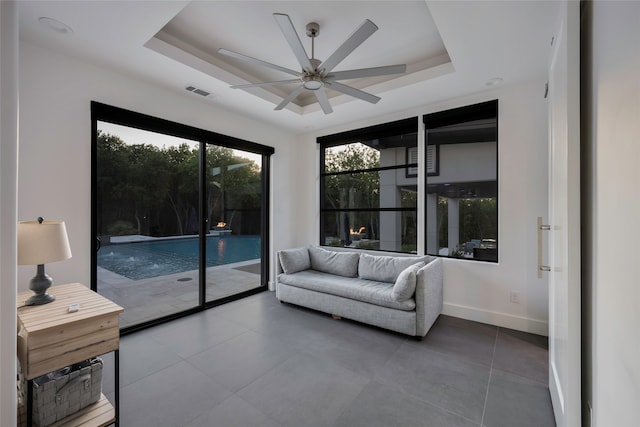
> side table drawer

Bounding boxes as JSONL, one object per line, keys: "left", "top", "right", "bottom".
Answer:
{"left": 17, "top": 314, "right": 119, "bottom": 380}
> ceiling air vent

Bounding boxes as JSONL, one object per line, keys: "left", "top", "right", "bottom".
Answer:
{"left": 185, "top": 85, "right": 211, "bottom": 97}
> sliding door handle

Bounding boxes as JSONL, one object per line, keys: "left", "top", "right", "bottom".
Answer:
{"left": 537, "top": 217, "right": 550, "bottom": 278}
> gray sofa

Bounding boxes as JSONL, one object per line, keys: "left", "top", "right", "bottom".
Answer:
{"left": 275, "top": 246, "right": 443, "bottom": 338}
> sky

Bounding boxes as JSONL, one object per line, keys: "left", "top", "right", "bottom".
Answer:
{"left": 98, "top": 121, "right": 262, "bottom": 165}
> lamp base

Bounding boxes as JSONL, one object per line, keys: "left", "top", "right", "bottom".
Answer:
{"left": 25, "top": 292, "right": 56, "bottom": 306}
{"left": 26, "top": 264, "right": 55, "bottom": 306}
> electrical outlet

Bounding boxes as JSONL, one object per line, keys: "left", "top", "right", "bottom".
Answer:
{"left": 510, "top": 291, "right": 520, "bottom": 304}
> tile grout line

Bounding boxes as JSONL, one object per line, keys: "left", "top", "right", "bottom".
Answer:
{"left": 480, "top": 327, "right": 500, "bottom": 427}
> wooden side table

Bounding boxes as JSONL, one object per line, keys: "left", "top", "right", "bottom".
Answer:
{"left": 17, "top": 283, "right": 123, "bottom": 427}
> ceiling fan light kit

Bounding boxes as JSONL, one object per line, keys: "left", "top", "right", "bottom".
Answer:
{"left": 219, "top": 13, "right": 406, "bottom": 114}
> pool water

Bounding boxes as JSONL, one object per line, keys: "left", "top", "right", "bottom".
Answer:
{"left": 97, "top": 235, "right": 260, "bottom": 280}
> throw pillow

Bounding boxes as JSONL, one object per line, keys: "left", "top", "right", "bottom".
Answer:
{"left": 279, "top": 247, "right": 311, "bottom": 274}
{"left": 359, "top": 253, "right": 429, "bottom": 283}
{"left": 308, "top": 246, "right": 359, "bottom": 278}
{"left": 392, "top": 262, "right": 425, "bottom": 301}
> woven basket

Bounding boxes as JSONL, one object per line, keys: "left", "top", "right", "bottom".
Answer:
{"left": 18, "top": 358, "right": 103, "bottom": 427}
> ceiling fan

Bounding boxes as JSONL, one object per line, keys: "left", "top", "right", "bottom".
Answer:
{"left": 218, "top": 13, "right": 407, "bottom": 114}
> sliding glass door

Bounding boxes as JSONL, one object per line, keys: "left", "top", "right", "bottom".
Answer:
{"left": 204, "top": 145, "right": 263, "bottom": 303}
{"left": 92, "top": 102, "right": 273, "bottom": 332}
{"left": 95, "top": 122, "right": 201, "bottom": 329}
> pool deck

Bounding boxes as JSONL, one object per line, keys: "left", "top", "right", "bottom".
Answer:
{"left": 98, "top": 258, "right": 261, "bottom": 329}
{"left": 106, "top": 231, "right": 232, "bottom": 244}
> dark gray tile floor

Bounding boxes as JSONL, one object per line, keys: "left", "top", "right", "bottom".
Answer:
{"left": 102, "top": 291, "right": 555, "bottom": 427}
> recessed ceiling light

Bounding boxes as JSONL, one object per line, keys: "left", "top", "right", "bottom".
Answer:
{"left": 38, "top": 17, "right": 73, "bottom": 35}
{"left": 485, "top": 77, "right": 503, "bottom": 87}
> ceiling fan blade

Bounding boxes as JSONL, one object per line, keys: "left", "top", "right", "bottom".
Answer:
{"left": 273, "top": 13, "right": 314, "bottom": 72}
{"left": 274, "top": 84, "right": 305, "bottom": 110}
{"left": 218, "top": 48, "right": 301, "bottom": 77}
{"left": 327, "top": 64, "right": 407, "bottom": 81}
{"left": 320, "top": 19, "right": 378, "bottom": 73}
{"left": 231, "top": 79, "right": 301, "bottom": 89}
{"left": 326, "top": 81, "right": 381, "bottom": 104}
{"left": 314, "top": 87, "right": 333, "bottom": 114}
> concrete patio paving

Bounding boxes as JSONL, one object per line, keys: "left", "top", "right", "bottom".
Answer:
{"left": 98, "top": 259, "right": 262, "bottom": 328}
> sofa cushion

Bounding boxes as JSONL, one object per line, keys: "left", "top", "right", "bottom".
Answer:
{"left": 393, "top": 262, "right": 425, "bottom": 302}
{"left": 279, "top": 247, "right": 311, "bottom": 274}
{"left": 358, "top": 253, "right": 429, "bottom": 283}
{"left": 278, "top": 270, "right": 415, "bottom": 311}
{"left": 308, "top": 246, "right": 359, "bottom": 278}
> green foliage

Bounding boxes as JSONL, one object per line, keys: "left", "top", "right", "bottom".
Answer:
{"left": 449, "top": 244, "right": 465, "bottom": 258}
{"left": 401, "top": 243, "right": 418, "bottom": 253}
{"left": 356, "top": 241, "right": 377, "bottom": 250}
{"left": 106, "top": 220, "right": 137, "bottom": 236}
{"left": 324, "top": 143, "right": 380, "bottom": 173}
{"left": 96, "top": 130, "right": 262, "bottom": 237}
{"left": 326, "top": 238, "right": 342, "bottom": 247}
{"left": 460, "top": 198, "right": 497, "bottom": 242}
{"left": 436, "top": 196, "right": 497, "bottom": 250}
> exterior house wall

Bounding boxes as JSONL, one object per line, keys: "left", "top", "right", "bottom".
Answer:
{"left": 432, "top": 142, "right": 497, "bottom": 184}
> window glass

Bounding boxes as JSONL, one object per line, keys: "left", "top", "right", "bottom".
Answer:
{"left": 319, "top": 119, "right": 418, "bottom": 253}
{"left": 424, "top": 100, "right": 498, "bottom": 262}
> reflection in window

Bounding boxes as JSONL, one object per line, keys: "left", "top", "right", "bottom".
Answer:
{"left": 319, "top": 118, "right": 418, "bottom": 253}
{"left": 424, "top": 100, "right": 498, "bottom": 262}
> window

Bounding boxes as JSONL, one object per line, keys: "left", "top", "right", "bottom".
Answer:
{"left": 91, "top": 102, "right": 274, "bottom": 332}
{"left": 319, "top": 118, "right": 418, "bottom": 253}
{"left": 423, "top": 100, "right": 498, "bottom": 262}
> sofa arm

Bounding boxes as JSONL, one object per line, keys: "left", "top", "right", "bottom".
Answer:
{"left": 275, "top": 247, "right": 310, "bottom": 298}
{"left": 275, "top": 250, "right": 285, "bottom": 275}
{"left": 415, "top": 258, "right": 443, "bottom": 337}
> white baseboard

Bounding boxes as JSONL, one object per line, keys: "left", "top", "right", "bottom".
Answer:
{"left": 442, "top": 302, "right": 549, "bottom": 336}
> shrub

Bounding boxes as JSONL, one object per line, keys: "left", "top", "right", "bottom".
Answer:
{"left": 107, "top": 220, "right": 137, "bottom": 236}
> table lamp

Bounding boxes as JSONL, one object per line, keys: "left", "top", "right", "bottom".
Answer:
{"left": 18, "top": 217, "right": 72, "bottom": 305}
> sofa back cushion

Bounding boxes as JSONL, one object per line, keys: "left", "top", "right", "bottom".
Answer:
{"left": 308, "top": 246, "right": 359, "bottom": 278}
{"left": 359, "top": 253, "right": 429, "bottom": 283}
{"left": 393, "top": 262, "right": 425, "bottom": 301}
{"left": 279, "top": 247, "right": 312, "bottom": 274}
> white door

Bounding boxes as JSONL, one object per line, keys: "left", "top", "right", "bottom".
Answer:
{"left": 546, "top": 2, "right": 581, "bottom": 426}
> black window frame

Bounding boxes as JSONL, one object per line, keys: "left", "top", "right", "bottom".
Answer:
{"left": 318, "top": 117, "right": 419, "bottom": 253}
{"left": 91, "top": 101, "right": 274, "bottom": 334}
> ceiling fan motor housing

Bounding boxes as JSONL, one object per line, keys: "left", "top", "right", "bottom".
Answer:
{"left": 303, "top": 58, "right": 324, "bottom": 89}
{"left": 306, "top": 22, "right": 319, "bottom": 38}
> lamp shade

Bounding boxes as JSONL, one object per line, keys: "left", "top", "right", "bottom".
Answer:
{"left": 18, "top": 220, "right": 72, "bottom": 265}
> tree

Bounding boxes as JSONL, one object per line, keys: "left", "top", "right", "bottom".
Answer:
{"left": 96, "top": 131, "right": 262, "bottom": 237}
{"left": 323, "top": 143, "right": 380, "bottom": 241}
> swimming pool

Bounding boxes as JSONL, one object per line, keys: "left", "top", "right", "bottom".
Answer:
{"left": 97, "top": 235, "right": 260, "bottom": 280}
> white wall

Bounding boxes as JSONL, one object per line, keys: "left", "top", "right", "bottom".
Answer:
{"left": 0, "top": 3, "right": 19, "bottom": 426}
{"left": 584, "top": 2, "right": 640, "bottom": 425}
{"left": 17, "top": 41, "right": 299, "bottom": 291}
{"left": 299, "top": 80, "right": 549, "bottom": 335}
